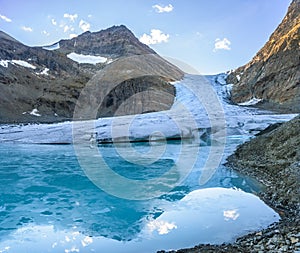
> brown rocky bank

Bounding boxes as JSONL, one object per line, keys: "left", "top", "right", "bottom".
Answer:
{"left": 227, "top": 0, "right": 300, "bottom": 113}
{"left": 158, "top": 115, "right": 300, "bottom": 253}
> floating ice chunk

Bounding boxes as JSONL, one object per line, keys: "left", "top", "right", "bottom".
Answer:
{"left": 29, "top": 108, "right": 41, "bottom": 117}
{"left": 67, "top": 52, "right": 107, "bottom": 65}
{"left": 43, "top": 43, "right": 60, "bottom": 50}
{"left": 238, "top": 97, "right": 262, "bottom": 106}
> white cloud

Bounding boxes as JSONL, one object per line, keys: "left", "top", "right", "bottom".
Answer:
{"left": 42, "top": 30, "right": 50, "bottom": 36}
{"left": 21, "top": 26, "right": 33, "bottom": 32}
{"left": 63, "top": 25, "right": 73, "bottom": 33}
{"left": 152, "top": 4, "right": 173, "bottom": 13}
{"left": 88, "top": 14, "right": 92, "bottom": 18}
{"left": 69, "top": 33, "right": 78, "bottom": 39}
{"left": 63, "top": 13, "right": 78, "bottom": 22}
{"left": 147, "top": 220, "right": 177, "bottom": 235}
{"left": 223, "top": 209, "right": 240, "bottom": 221}
{"left": 139, "top": 29, "right": 169, "bottom": 45}
{"left": 214, "top": 38, "right": 231, "bottom": 52}
{"left": 51, "top": 19, "right": 57, "bottom": 26}
{"left": 79, "top": 20, "right": 90, "bottom": 32}
{"left": 0, "top": 14, "right": 12, "bottom": 22}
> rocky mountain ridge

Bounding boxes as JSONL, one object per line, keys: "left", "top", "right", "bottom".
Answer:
{"left": 227, "top": 0, "right": 300, "bottom": 112}
{"left": 0, "top": 25, "right": 183, "bottom": 123}
{"left": 56, "top": 25, "right": 156, "bottom": 58}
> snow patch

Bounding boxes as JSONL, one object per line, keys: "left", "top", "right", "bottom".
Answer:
{"left": 223, "top": 83, "right": 233, "bottom": 98}
{"left": 67, "top": 52, "right": 107, "bottom": 65}
{"left": 216, "top": 74, "right": 227, "bottom": 85}
{"left": 37, "top": 68, "right": 49, "bottom": 76}
{"left": 29, "top": 109, "right": 41, "bottom": 117}
{"left": 43, "top": 43, "right": 60, "bottom": 51}
{"left": 238, "top": 97, "right": 262, "bottom": 106}
{"left": 236, "top": 75, "right": 240, "bottom": 81}
{"left": 0, "top": 60, "right": 36, "bottom": 69}
{"left": 106, "top": 59, "right": 114, "bottom": 64}
{"left": 0, "top": 60, "right": 9, "bottom": 68}
{"left": 11, "top": 60, "right": 36, "bottom": 69}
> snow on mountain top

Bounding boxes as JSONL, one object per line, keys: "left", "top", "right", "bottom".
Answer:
{"left": 67, "top": 52, "right": 107, "bottom": 65}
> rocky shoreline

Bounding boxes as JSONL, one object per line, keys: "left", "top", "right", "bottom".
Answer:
{"left": 159, "top": 115, "right": 300, "bottom": 253}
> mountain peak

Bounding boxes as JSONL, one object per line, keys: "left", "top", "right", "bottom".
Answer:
{"left": 57, "top": 25, "right": 156, "bottom": 58}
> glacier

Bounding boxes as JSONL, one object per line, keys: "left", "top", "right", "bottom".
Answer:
{"left": 0, "top": 74, "right": 296, "bottom": 145}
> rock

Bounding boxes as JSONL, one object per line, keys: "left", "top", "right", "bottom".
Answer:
{"left": 227, "top": 0, "right": 300, "bottom": 113}
{"left": 0, "top": 25, "right": 183, "bottom": 124}
{"left": 226, "top": 115, "right": 300, "bottom": 217}
{"left": 56, "top": 25, "right": 156, "bottom": 58}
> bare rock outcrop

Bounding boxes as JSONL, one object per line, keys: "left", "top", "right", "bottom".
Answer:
{"left": 227, "top": 0, "right": 300, "bottom": 112}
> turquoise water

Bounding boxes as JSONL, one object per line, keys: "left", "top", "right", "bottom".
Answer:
{"left": 0, "top": 141, "right": 279, "bottom": 253}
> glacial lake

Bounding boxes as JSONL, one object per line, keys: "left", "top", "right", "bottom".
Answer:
{"left": 0, "top": 138, "right": 279, "bottom": 253}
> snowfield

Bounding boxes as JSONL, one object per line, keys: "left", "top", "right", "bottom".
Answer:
{"left": 67, "top": 52, "right": 108, "bottom": 65}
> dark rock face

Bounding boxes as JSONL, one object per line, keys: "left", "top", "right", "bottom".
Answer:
{"left": 99, "top": 75, "right": 175, "bottom": 117}
{"left": 227, "top": 0, "right": 300, "bottom": 112}
{"left": 0, "top": 26, "right": 183, "bottom": 123}
{"left": 73, "top": 54, "right": 183, "bottom": 121}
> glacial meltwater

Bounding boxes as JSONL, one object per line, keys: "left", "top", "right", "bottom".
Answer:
{"left": 0, "top": 139, "right": 279, "bottom": 253}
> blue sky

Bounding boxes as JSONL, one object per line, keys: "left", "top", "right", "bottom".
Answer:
{"left": 0, "top": 0, "right": 292, "bottom": 74}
